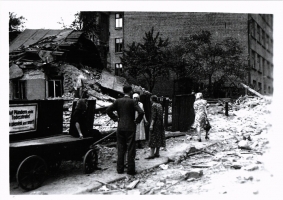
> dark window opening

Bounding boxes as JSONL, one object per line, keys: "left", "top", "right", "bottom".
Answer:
{"left": 48, "top": 80, "right": 62, "bottom": 98}
{"left": 115, "top": 63, "right": 123, "bottom": 76}
{"left": 13, "top": 80, "right": 26, "bottom": 99}
{"left": 251, "top": 50, "right": 255, "bottom": 68}
{"left": 115, "top": 38, "right": 123, "bottom": 52}
{"left": 256, "top": 26, "right": 260, "bottom": 41}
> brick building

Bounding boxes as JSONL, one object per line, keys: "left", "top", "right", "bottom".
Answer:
{"left": 102, "top": 12, "right": 273, "bottom": 97}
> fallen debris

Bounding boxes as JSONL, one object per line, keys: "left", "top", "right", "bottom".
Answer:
{"left": 126, "top": 179, "right": 140, "bottom": 190}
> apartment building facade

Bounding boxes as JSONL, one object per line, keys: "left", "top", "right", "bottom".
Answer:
{"left": 105, "top": 12, "right": 273, "bottom": 96}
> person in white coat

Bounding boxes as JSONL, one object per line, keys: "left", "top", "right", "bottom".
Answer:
{"left": 133, "top": 93, "right": 148, "bottom": 148}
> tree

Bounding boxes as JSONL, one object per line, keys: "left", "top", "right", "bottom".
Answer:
{"left": 176, "top": 30, "right": 248, "bottom": 96}
{"left": 121, "top": 27, "right": 171, "bottom": 92}
{"left": 9, "top": 12, "right": 26, "bottom": 32}
{"left": 58, "top": 12, "right": 101, "bottom": 42}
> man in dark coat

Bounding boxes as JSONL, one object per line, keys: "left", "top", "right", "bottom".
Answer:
{"left": 106, "top": 85, "right": 144, "bottom": 175}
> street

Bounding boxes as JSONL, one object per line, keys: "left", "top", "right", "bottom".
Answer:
{"left": 10, "top": 96, "right": 272, "bottom": 195}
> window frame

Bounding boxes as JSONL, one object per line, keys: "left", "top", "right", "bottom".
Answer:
{"left": 256, "top": 25, "right": 260, "bottom": 42}
{"left": 250, "top": 19, "right": 255, "bottom": 37}
{"left": 250, "top": 50, "right": 255, "bottom": 69}
{"left": 115, "top": 38, "right": 123, "bottom": 53}
{"left": 115, "top": 13, "right": 123, "bottom": 28}
{"left": 48, "top": 79, "right": 62, "bottom": 98}
{"left": 115, "top": 63, "right": 123, "bottom": 76}
{"left": 13, "top": 80, "right": 27, "bottom": 100}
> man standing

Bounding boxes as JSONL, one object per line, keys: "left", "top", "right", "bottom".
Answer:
{"left": 106, "top": 85, "right": 144, "bottom": 175}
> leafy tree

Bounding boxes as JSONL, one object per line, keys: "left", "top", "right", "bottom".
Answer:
{"left": 58, "top": 12, "right": 101, "bottom": 41}
{"left": 175, "top": 30, "right": 248, "bottom": 96}
{"left": 9, "top": 12, "right": 26, "bottom": 32}
{"left": 121, "top": 27, "right": 171, "bottom": 92}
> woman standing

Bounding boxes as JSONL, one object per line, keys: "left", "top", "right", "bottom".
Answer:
{"left": 133, "top": 93, "right": 148, "bottom": 148}
{"left": 145, "top": 95, "right": 166, "bottom": 159}
{"left": 191, "top": 92, "right": 210, "bottom": 142}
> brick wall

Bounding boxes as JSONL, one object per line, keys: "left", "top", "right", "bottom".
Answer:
{"left": 123, "top": 12, "right": 249, "bottom": 96}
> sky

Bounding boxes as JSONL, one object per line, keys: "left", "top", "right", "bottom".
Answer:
{"left": 11, "top": 10, "right": 78, "bottom": 29}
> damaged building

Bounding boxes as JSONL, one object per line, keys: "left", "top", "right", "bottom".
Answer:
{"left": 9, "top": 29, "right": 103, "bottom": 100}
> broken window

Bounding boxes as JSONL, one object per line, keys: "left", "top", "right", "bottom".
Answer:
{"left": 13, "top": 80, "right": 26, "bottom": 99}
{"left": 115, "top": 63, "right": 123, "bottom": 76}
{"left": 115, "top": 38, "right": 123, "bottom": 52}
{"left": 115, "top": 13, "right": 123, "bottom": 28}
{"left": 48, "top": 80, "right": 62, "bottom": 98}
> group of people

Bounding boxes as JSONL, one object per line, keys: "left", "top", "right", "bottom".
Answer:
{"left": 106, "top": 85, "right": 166, "bottom": 175}
{"left": 69, "top": 84, "right": 210, "bottom": 176}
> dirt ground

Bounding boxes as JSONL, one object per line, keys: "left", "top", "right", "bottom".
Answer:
{"left": 10, "top": 96, "right": 274, "bottom": 195}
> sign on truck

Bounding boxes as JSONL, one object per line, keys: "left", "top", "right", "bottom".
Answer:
{"left": 9, "top": 103, "right": 38, "bottom": 134}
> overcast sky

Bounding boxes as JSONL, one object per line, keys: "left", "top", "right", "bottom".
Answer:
{"left": 12, "top": 10, "right": 78, "bottom": 29}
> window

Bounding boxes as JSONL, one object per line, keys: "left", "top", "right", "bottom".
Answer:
{"left": 253, "top": 80, "right": 257, "bottom": 89}
{"left": 256, "top": 54, "right": 260, "bottom": 70}
{"left": 262, "top": 59, "right": 265, "bottom": 75}
{"left": 268, "top": 86, "right": 271, "bottom": 94}
{"left": 115, "top": 63, "right": 123, "bottom": 76}
{"left": 251, "top": 50, "right": 255, "bottom": 68}
{"left": 115, "top": 38, "right": 123, "bottom": 52}
{"left": 259, "top": 56, "right": 262, "bottom": 72}
{"left": 250, "top": 19, "right": 255, "bottom": 37}
{"left": 48, "top": 80, "right": 62, "bottom": 98}
{"left": 256, "top": 25, "right": 260, "bottom": 41}
{"left": 115, "top": 13, "right": 123, "bottom": 28}
{"left": 258, "top": 82, "right": 262, "bottom": 93}
{"left": 264, "top": 84, "right": 266, "bottom": 94}
{"left": 266, "top": 61, "right": 269, "bottom": 76}
{"left": 266, "top": 35, "right": 269, "bottom": 49}
{"left": 261, "top": 29, "right": 265, "bottom": 46}
{"left": 13, "top": 80, "right": 26, "bottom": 99}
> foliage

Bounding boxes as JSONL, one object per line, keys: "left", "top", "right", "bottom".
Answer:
{"left": 58, "top": 12, "right": 101, "bottom": 41}
{"left": 121, "top": 27, "right": 171, "bottom": 92}
{"left": 9, "top": 12, "right": 26, "bottom": 32}
{"left": 172, "top": 30, "right": 248, "bottom": 96}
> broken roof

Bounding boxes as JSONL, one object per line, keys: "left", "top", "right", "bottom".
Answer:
{"left": 9, "top": 29, "right": 103, "bottom": 70}
{"left": 9, "top": 29, "right": 76, "bottom": 53}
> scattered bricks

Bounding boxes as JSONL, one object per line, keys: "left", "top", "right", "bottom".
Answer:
{"left": 126, "top": 179, "right": 140, "bottom": 190}
{"left": 231, "top": 163, "right": 242, "bottom": 169}
{"left": 238, "top": 140, "right": 252, "bottom": 150}
{"left": 244, "top": 164, "right": 259, "bottom": 171}
{"left": 186, "top": 169, "right": 203, "bottom": 179}
{"left": 156, "top": 182, "right": 165, "bottom": 187}
{"left": 244, "top": 176, "right": 254, "bottom": 181}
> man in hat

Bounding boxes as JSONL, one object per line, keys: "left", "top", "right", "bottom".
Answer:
{"left": 106, "top": 85, "right": 144, "bottom": 175}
